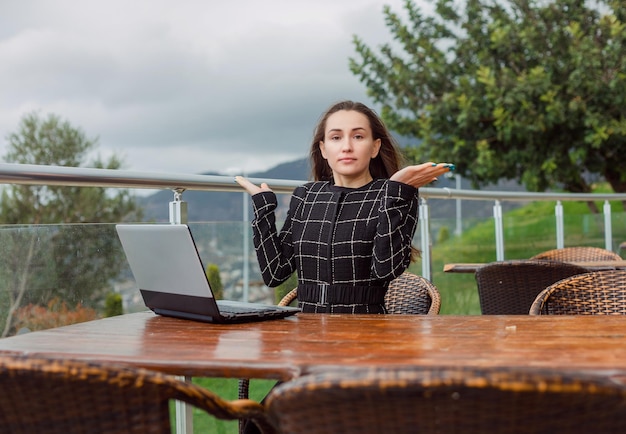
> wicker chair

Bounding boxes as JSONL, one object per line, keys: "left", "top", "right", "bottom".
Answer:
{"left": 238, "top": 272, "right": 441, "bottom": 433}
{"left": 475, "top": 259, "right": 588, "bottom": 314}
{"left": 277, "top": 272, "right": 441, "bottom": 315}
{"left": 0, "top": 354, "right": 274, "bottom": 434}
{"left": 530, "top": 270, "right": 626, "bottom": 315}
{"left": 265, "top": 366, "right": 626, "bottom": 434}
{"left": 531, "top": 246, "right": 622, "bottom": 262}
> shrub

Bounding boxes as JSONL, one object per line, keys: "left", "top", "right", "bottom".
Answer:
{"left": 104, "top": 292, "right": 124, "bottom": 317}
{"left": 206, "top": 263, "right": 224, "bottom": 300}
{"left": 13, "top": 297, "right": 98, "bottom": 334}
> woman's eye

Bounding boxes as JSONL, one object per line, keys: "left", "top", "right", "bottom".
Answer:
{"left": 353, "top": 134, "right": 364, "bottom": 140}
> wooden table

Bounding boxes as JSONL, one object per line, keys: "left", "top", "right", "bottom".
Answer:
{"left": 444, "top": 260, "right": 626, "bottom": 273}
{"left": 2, "top": 311, "right": 626, "bottom": 379}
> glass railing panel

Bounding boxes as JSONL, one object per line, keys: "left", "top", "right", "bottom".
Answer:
{"left": 416, "top": 216, "right": 491, "bottom": 315}
{"left": 0, "top": 223, "right": 125, "bottom": 337}
{"left": 0, "top": 222, "right": 273, "bottom": 338}
{"left": 1, "top": 210, "right": 624, "bottom": 334}
{"left": 417, "top": 210, "right": 626, "bottom": 315}
{"left": 186, "top": 222, "right": 273, "bottom": 304}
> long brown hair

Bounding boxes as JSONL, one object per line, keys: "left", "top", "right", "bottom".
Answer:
{"left": 309, "top": 100, "right": 420, "bottom": 262}
{"left": 309, "top": 100, "right": 404, "bottom": 181}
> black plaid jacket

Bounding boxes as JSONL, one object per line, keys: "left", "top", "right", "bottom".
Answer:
{"left": 250, "top": 179, "right": 419, "bottom": 309}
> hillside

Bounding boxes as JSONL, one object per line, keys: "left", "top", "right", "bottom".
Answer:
{"left": 138, "top": 157, "right": 525, "bottom": 222}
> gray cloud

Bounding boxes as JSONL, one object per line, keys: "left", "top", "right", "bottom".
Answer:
{"left": 0, "top": 0, "right": 409, "bottom": 175}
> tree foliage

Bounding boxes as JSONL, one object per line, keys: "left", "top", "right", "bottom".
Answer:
{"left": 350, "top": 0, "right": 626, "bottom": 205}
{"left": 0, "top": 112, "right": 142, "bottom": 336}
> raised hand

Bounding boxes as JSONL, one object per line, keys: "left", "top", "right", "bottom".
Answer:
{"left": 235, "top": 176, "right": 273, "bottom": 196}
{"left": 389, "top": 162, "right": 455, "bottom": 189}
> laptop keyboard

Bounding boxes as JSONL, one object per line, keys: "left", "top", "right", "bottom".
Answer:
{"left": 217, "top": 301, "right": 280, "bottom": 314}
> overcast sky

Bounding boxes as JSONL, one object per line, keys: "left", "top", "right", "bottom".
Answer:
{"left": 0, "top": 0, "right": 418, "bottom": 177}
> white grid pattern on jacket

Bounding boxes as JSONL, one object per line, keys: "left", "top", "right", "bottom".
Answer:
{"left": 250, "top": 179, "right": 419, "bottom": 295}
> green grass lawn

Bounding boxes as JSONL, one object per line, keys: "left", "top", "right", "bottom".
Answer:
{"left": 171, "top": 377, "right": 276, "bottom": 433}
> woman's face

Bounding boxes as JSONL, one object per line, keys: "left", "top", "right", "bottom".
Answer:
{"left": 319, "top": 110, "right": 381, "bottom": 188}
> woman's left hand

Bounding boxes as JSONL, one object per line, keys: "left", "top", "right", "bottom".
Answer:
{"left": 390, "top": 162, "right": 454, "bottom": 189}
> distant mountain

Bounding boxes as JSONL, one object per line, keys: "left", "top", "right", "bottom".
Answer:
{"left": 138, "top": 157, "right": 525, "bottom": 222}
{"left": 252, "top": 158, "right": 310, "bottom": 181}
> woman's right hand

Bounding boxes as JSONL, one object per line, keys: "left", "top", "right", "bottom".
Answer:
{"left": 235, "top": 176, "right": 272, "bottom": 195}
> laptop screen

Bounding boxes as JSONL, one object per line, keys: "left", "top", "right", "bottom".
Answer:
{"left": 116, "top": 224, "right": 214, "bottom": 298}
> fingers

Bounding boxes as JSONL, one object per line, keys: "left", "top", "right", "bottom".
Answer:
{"left": 234, "top": 175, "right": 250, "bottom": 189}
{"left": 390, "top": 162, "right": 455, "bottom": 188}
{"left": 425, "top": 162, "right": 455, "bottom": 186}
{"left": 423, "top": 163, "right": 455, "bottom": 181}
{"left": 235, "top": 176, "right": 259, "bottom": 195}
{"left": 428, "top": 162, "right": 455, "bottom": 174}
{"left": 235, "top": 176, "right": 272, "bottom": 195}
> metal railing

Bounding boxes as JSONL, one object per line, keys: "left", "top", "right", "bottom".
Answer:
{"left": 2, "top": 162, "right": 626, "bottom": 281}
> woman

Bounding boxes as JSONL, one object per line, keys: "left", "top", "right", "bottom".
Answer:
{"left": 236, "top": 100, "right": 452, "bottom": 314}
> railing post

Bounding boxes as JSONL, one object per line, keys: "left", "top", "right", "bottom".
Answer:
{"left": 169, "top": 188, "right": 188, "bottom": 224}
{"left": 555, "top": 201, "right": 564, "bottom": 249}
{"left": 604, "top": 200, "right": 613, "bottom": 251}
{"left": 242, "top": 187, "right": 250, "bottom": 302}
{"left": 170, "top": 189, "right": 192, "bottom": 434}
{"left": 175, "top": 376, "right": 193, "bottom": 434}
{"left": 493, "top": 200, "right": 504, "bottom": 260}
{"left": 419, "top": 198, "right": 432, "bottom": 281}
{"left": 454, "top": 174, "right": 462, "bottom": 236}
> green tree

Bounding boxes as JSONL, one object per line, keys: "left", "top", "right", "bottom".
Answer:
{"left": 350, "top": 0, "right": 626, "bottom": 210}
{"left": 0, "top": 112, "right": 142, "bottom": 336}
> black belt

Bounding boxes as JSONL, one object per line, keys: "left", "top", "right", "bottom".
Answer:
{"left": 297, "top": 284, "right": 387, "bottom": 305}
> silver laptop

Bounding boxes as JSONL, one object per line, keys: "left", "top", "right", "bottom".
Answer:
{"left": 115, "top": 224, "right": 299, "bottom": 324}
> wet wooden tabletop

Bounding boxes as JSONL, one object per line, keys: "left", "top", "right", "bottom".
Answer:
{"left": 1, "top": 311, "right": 625, "bottom": 380}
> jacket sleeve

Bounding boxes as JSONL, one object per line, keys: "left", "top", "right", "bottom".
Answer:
{"left": 250, "top": 188, "right": 303, "bottom": 287}
{"left": 372, "top": 180, "right": 419, "bottom": 280}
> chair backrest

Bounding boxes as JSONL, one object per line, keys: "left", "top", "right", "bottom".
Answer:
{"left": 265, "top": 366, "right": 626, "bottom": 434}
{"left": 278, "top": 272, "right": 441, "bottom": 314}
{"left": 0, "top": 354, "right": 273, "bottom": 434}
{"left": 530, "top": 270, "right": 626, "bottom": 315}
{"left": 277, "top": 288, "right": 297, "bottom": 306}
{"left": 531, "top": 246, "right": 622, "bottom": 261}
{"left": 384, "top": 272, "right": 441, "bottom": 314}
{"left": 475, "top": 260, "right": 589, "bottom": 314}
